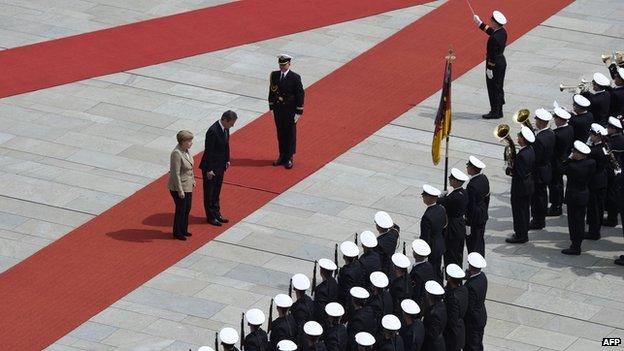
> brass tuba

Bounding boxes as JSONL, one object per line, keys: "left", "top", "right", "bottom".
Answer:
{"left": 559, "top": 79, "right": 591, "bottom": 94}
{"left": 513, "top": 108, "right": 533, "bottom": 131}
{"left": 493, "top": 123, "right": 516, "bottom": 175}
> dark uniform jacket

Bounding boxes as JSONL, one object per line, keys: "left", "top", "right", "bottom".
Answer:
{"left": 588, "top": 143, "right": 608, "bottom": 190}
{"left": 609, "top": 133, "right": 624, "bottom": 166}
{"left": 347, "top": 306, "right": 378, "bottom": 350}
{"left": 389, "top": 275, "right": 413, "bottom": 316}
{"left": 437, "top": 188, "right": 468, "bottom": 241}
{"left": 512, "top": 146, "right": 535, "bottom": 197}
{"left": 563, "top": 158, "right": 596, "bottom": 206}
{"left": 292, "top": 294, "right": 315, "bottom": 332}
{"left": 377, "top": 225, "right": 400, "bottom": 274}
{"left": 268, "top": 70, "right": 305, "bottom": 115}
{"left": 200, "top": 120, "right": 230, "bottom": 174}
{"left": 298, "top": 340, "right": 327, "bottom": 351}
{"left": 465, "top": 173, "right": 490, "bottom": 226}
{"left": 324, "top": 324, "right": 348, "bottom": 351}
{"left": 533, "top": 128, "right": 556, "bottom": 184}
{"left": 245, "top": 329, "right": 269, "bottom": 351}
{"left": 313, "top": 277, "right": 339, "bottom": 322}
{"left": 366, "top": 290, "right": 393, "bottom": 324}
{"left": 422, "top": 300, "right": 447, "bottom": 351}
{"left": 409, "top": 262, "right": 435, "bottom": 306}
{"left": 479, "top": 23, "right": 507, "bottom": 69}
{"left": 552, "top": 125, "right": 574, "bottom": 171}
{"left": 337, "top": 261, "right": 364, "bottom": 305}
{"left": 582, "top": 90, "right": 611, "bottom": 126}
{"left": 269, "top": 315, "right": 298, "bottom": 351}
{"left": 419, "top": 204, "right": 446, "bottom": 260}
{"left": 609, "top": 85, "right": 624, "bottom": 117}
{"left": 378, "top": 335, "right": 405, "bottom": 351}
{"left": 464, "top": 272, "right": 488, "bottom": 330}
{"left": 359, "top": 250, "right": 382, "bottom": 282}
{"left": 401, "top": 320, "right": 425, "bottom": 351}
{"left": 443, "top": 285, "right": 469, "bottom": 351}
{"left": 569, "top": 112, "right": 594, "bottom": 143}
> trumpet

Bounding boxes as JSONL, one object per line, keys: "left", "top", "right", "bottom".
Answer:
{"left": 513, "top": 108, "right": 533, "bottom": 131}
{"left": 559, "top": 79, "right": 591, "bottom": 94}
{"left": 493, "top": 123, "right": 516, "bottom": 175}
{"left": 602, "top": 51, "right": 624, "bottom": 67}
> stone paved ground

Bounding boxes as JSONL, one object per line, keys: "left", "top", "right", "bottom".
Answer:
{"left": 0, "top": 0, "right": 623, "bottom": 350}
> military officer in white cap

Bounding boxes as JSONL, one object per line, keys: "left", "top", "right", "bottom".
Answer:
{"left": 277, "top": 340, "right": 298, "bottom": 351}
{"left": 465, "top": 156, "right": 490, "bottom": 256}
{"left": 220, "top": 327, "right": 241, "bottom": 351}
{"left": 562, "top": 141, "right": 596, "bottom": 255}
{"left": 379, "top": 315, "right": 405, "bottom": 351}
{"left": 399, "top": 299, "right": 424, "bottom": 351}
{"left": 270, "top": 294, "right": 297, "bottom": 351}
{"left": 374, "top": 211, "right": 400, "bottom": 277}
{"left": 409, "top": 239, "right": 435, "bottom": 306}
{"left": 367, "top": 271, "right": 393, "bottom": 323}
{"left": 313, "top": 258, "right": 339, "bottom": 323}
{"left": 443, "top": 264, "right": 468, "bottom": 351}
{"left": 422, "top": 281, "right": 447, "bottom": 351}
{"left": 389, "top": 253, "right": 413, "bottom": 317}
{"left": 506, "top": 126, "right": 536, "bottom": 244}
{"left": 437, "top": 168, "right": 469, "bottom": 266}
{"left": 299, "top": 321, "right": 326, "bottom": 351}
{"left": 610, "top": 67, "right": 624, "bottom": 117}
{"left": 347, "top": 287, "right": 377, "bottom": 351}
{"left": 548, "top": 105, "right": 574, "bottom": 217}
{"left": 358, "top": 230, "right": 382, "bottom": 282}
{"left": 354, "top": 332, "right": 375, "bottom": 351}
{"left": 604, "top": 116, "right": 624, "bottom": 228}
{"left": 245, "top": 308, "right": 269, "bottom": 351}
{"left": 291, "top": 273, "right": 315, "bottom": 332}
{"left": 473, "top": 10, "right": 507, "bottom": 119}
{"left": 337, "top": 241, "right": 365, "bottom": 306}
{"left": 569, "top": 94, "right": 593, "bottom": 144}
{"left": 419, "top": 184, "right": 446, "bottom": 282}
{"left": 324, "top": 303, "right": 348, "bottom": 351}
{"left": 529, "top": 108, "right": 555, "bottom": 230}
{"left": 268, "top": 54, "right": 305, "bottom": 169}
{"left": 582, "top": 72, "right": 611, "bottom": 126}
{"left": 464, "top": 253, "right": 487, "bottom": 351}
{"left": 585, "top": 124, "right": 609, "bottom": 240}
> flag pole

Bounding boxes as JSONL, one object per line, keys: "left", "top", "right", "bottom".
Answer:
{"left": 443, "top": 47, "right": 456, "bottom": 191}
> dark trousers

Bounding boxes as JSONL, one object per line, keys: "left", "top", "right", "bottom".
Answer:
{"left": 444, "top": 236, "right": 464, "bottom": 267}
{"left": 466, "top": 225, "right": 485, "bottom": 256}
{"left": 586, "top": 187, "right": 606, "bottom": 235}
{"left": 170, "top": 190, "right": 192, "bottom": 237}
{"left": 511, "top": 194, "right": 531, "bottom": 239}
{"left": 567, "top": 204, "right": 586, "bottom": 250}
{"left": 531, "top": 182, "right": 548, "bottom": 225}
{"left": 464, "top": 326, "right": 484, "bottom": 351}
{"left": 486, "top": 58, "right": 506, "bottom": 116}
{"left": 430, "top": 255, "right": 443, "bottom": 283}
{"left": 548, "top": 167, "right": 564, "bottom": 208}
{"left": 273, "top": 108, "right": 297, "bottom": 161}
{"left": 606, "top": 173, "right": 620, "bottom": 222}
{"left": 203, "top": 170, "right": 224, "bottom": 221}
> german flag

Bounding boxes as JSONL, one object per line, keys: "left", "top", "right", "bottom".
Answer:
{"left": 431, "top": 56, "right": 453, "bottom": 165}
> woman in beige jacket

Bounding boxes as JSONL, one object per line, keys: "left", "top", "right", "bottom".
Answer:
{"left": 167, "top": 130, "right": 196, "bottom": 240}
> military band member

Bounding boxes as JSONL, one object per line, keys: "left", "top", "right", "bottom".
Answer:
{"left": 313, "top": 259, "right": 339, "bottom": 323}
{"left": 337, "top": 241, "right": 365, "bottom": 306}
{"left": 347, "top": 288, "right": 377, "bottom": 351}
{"left": 409, "top": 239, "right": 435, "bottom": 307}
{"left": 473, "top": 10, "right": 508, "bottom": 119}
{"left": 389, "top": 253, "right": 413, "bottom": 318}
{"left": 585, "top": 124, "right": 609, "bottom": 240}
{"left": 506, "top": 126, "right": 536, "bottom": 244}
{"left": 300, "top": 321, "right": 326, "bottom": 351}
{"left": 437, "top": 168, "right": 469, "bottom": 266}
{"left": 270, "top": 294, "right": 298, "bottom": 351}
{"left": 367, "top": 271, "right": 393, "bottom": 324}
{"left": 465, "top": 156, "right": 490, "bottom": 256}
{"left": 422, "top": 281, "right": 447, "bottom": 351}
{"left": 419, "top": 185, "right": 446, "bottom": 282}
{"left": 354, "top": 332, "right": 375, "bottom": 351}
{"left": 375, "top": 211, "right": 400, "bottom": 278}
{"left": 568, "top": 94, "right": 593, "bottom": 143}
{"left": 443, "top": 264, "right": 468, "bottom": 351}
{"left": 278, "top": 340, "right": 298, "bottom": 351}
{"left": 529, "top": 108, "right": 555, "bottom": 230}
{"left": 609, "top": 67, "right": 624, "bottom": 117}
{"left": 245, "top": 309, "right": 269, "bottom": 351}
{"left": 358, "top": 231, "right": 382, "bottom": 283}
{"left": 604, "top": 117, "right": 624, "bottom": 228}
{"left": 399, "top": 299, "right": 425, "bottom": 351}
{"left": 324, "top": 303, "right": 348, "bottom": 351}
{"left": 547, "top": 106, "right": 574, "bottom": 216}
{"left": 464, "top": 253, "right": 488, "bottom": 351}
{"left": 379, "top": 315, "right": 405, "bottom": 351}
{"left": 220, "top": 327, "right": 241, "bottom": 351}
{"left": 268, "top": 54, "right": 305, "bottom": 169}
{"left": 582, "top": 73, "right": 611, "bottom": 126}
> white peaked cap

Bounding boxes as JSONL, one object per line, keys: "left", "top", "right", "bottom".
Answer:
{"left": 573, "top": 94, "right": 591, "bottom": 107}
{"left": 609, "top": 116, "right": 623, "bottom": 129}
{"left": 590, "top": 123, "right": 606, "bottom": 135}
{"left": 318, "top": 258, "right": 337, "bottom": 271}
{"left": 467, "top": 252, "right": 487, "bottom": 269}
{"left": 492, "top": 10, "right": 507, "bottom": 25}
{"left": 573, "top": 140, "right": 591, "bottom": 155}
{"left": 553, "top": 107, "right": 571, "bottom": 120}
{"left": 340, "top": 241, "right": 359, "bottom": 258}
{"left": 381, "top": 314, "right": 401, "bottom": 331}
{"left": 425, "top": 280, "right": 445, "bottom": 296}
{"left": 412, "top": 239, "right": 431, "bottom": 256}
{"left": 374, "top": 211, "right": 393, "bottom": 229}
{"left": 450, "top": 168, "right": 469, "bottom": 182}
{"left": 392, "top": 253, "right": 411, "bottom": 269}
{"left": 521, "top": 126, "right": 535, "bottom": 143}
{"left": 277, "top": 340, "right": 297, "bottom": 351}
{"left": 219, "top": 327, "right": 239, "bottom": 345}
{"left": 277, "top": 53, "right": 293, "bottom": 60}
{"left": 422, "top": 184, "right": 442, "bottom": 197}
{"left": 350, "top": 286, "right": 370, "bottom": 299}
{"left": 593, "top": 72, "right": 611, "bottom": 86}
{"left": 400, "top": 299, "right": 421, "bottom": 315}
{"left": 274, "top": 293, "right": 293, "bottom": 308}
{"left": 468, "top": 155, "right": 486, "bottom": 169}
{"left": 618, "top": 67, "right": 624, "bottom": 79}
{"left": 246, "top": 308, "right": 265, "bottom": 325}
{"left": 535, "top": 108, "right": 553, "bottom": 121}
{"left": 303, "top": 321, "right": 323, "bottom": 336}
{"left": 325, "top": 302, "right": 345, "bottom": 317}
{"left": 292, "top": 273, "right": 310, "bottom": 291}
{"left": 198, "top": 347, "right": 215, "bottom": 351}
{"left": 359, "top": 230, "right": 378, "bottom": 248}
{"left": 446, "top": 264, "right": 466, "bottom": 279}
{"left": 370, "top": 271, "right": 389, "bottom": 288}
{"left": 355, "top": 332, "right": 376, "bottom": 347}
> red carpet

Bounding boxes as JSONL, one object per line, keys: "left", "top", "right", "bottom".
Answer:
{"left": 0, "top": 0, "right": 432, "bottom": 99}
{"left": 0, "top": 0, "right": 572, "bottom": 349}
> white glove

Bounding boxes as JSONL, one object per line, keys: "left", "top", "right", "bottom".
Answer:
{"left": 486, "top": 69, "right": 493, "bottom": 80}
{"left": 294, "top": 114, "right": 301, "bottom": 123}
{"left": 473, "top": 15, "right": 482, "bottom": 25}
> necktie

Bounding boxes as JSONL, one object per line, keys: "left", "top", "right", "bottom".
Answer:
{"left": 280, "top": 72, "right": 285, "bottom": 82}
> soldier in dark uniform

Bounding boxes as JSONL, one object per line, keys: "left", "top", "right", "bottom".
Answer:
{"left": 506, "top": 126, "right": 536, "bottom": 244}
{"left": 367, "top": 271, "right": 393, "bottom": 325}
{"left": 422, "top": 281, "right": 447, "bottom": 351}
{"left": 604, "top": 117, "right": 624, "bottom": 228}
{"left": 313, "top": 259, "right": 339, "bottom": 324}
{"left": 437, "top": 168, "right": 469, "bottom": 266}
{"left": 347, "top": 287, "right": 377, "bottom": 351}
{"left": 299, "top": 321, "right": 326, "bottom": 351}
{"left": 419, "top": 185, "right": 446, "bottom": 282}
{"left": 547, "top": 107, "right": 574, "bottom": 216}
{"left": 358, "top": 231, "right": 382, "bottom": 284}
{"left": 409, "top": 239, "right": 435, "bottom": 307}
{"left": 585, "top": 125, "right": 609, "bottom": 240}
{"left": 389, "top": 253, "right": 413, "bottom": 318}
{"left": 324, "top": 303, "right": 348, "bottom": 351}
{"left": 443, "top": 264, "right": 468, "bottom": 351}
{"left": 529, "top": 108, "right": 555, "bottom": 230}
{"left": 268, "top": 54, "right": 305, "bottom": 169}
{"left": 378, "top": 315, "right": 404, "bottom": 351}
{"left": 337, "top": 241, "right": 364, "bottom": 307}
{"left": 245, "top": 309, "right": 269, "bottom": 351}
{"left": 220, "top": 327, "right": 241, "bottom": 351}
{"left": 354, "top": 332, "right": 375, "bottom": 351}
{"left": 277, "top": 340, "right": 298, "bottom": 351}
{"left": 399, "top": 299, "right": 425, "bottom": 351}
{"left": 464, "top": 253, "right": 488, "bottom": 351}
{"left": 608, "top": 67, "right": 624, "bottom": 117}
{"left": 270, "top": 294, "right": 298, "bottom": 351}
{"left": 568, "top": 94, "right": 594, "bottom": 143}
{"left": 465, "top": 156, "right": 490, "bottom": 256}
{"left": 292, "top": 274, "right": 315, "bottom": 334}
{"left": 473, "top": 10, "right": 508, "bottom": 119}
{"left": 581, "top": 72, "right": 611, "bottom": 126}
{"left": 375, "top": 211, "right": 400, "bottom": 278}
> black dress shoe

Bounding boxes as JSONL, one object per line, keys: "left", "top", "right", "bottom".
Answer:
{"left": 529, "top": 221, "right": 545, "bottom": 230}
{"left": 616, "top": 257, "right": 624, "bottom": 266}
{"left": 208, "top": 219, "right": 222, "bottom": 226}
{"left": 285, "top": 160, "right": 293, "bottom": 169}
{"left": 184, "top": 232, "right": 193, "bottom": 237}
{"left": 482, "top": 113, "right": 502, "bottom": 120}
{"left": 602, "top": 219, "right": 617, "bottom": 227}
{"left": 505, "top": 235, "right": 528, "bottom": 244}
{"left": 546, "top": 206, "right": 562, "bottom": 217}
{"left": 272, "top": 158, "right": 283, "bottom": 166}
{"left": 583, "top": 232, "right": 600, "bottom": 240}
{"left": 174, "top": 235, "right": 187, "bottom": 241}
{"left": 216, "top": 216, "right": 229, "bottom": 223}
{"left": 561, "top": 248, "right": 581, "bottom": 255}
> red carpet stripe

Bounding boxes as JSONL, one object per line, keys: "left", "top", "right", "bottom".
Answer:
{"left": 0, "top": 0, "right": 432, "bottom": 99}
{"left": 0, "top": 0, "right": 572, "bottom": 349}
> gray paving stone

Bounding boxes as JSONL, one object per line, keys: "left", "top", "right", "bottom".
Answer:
{"left": 505, "top": 325, "right": 578, "bottom": 350}
{"left": 224, "top": 263, "right": 292, "bottom": 290}
{"left": 68, "top": 321, "right": 118, "bottom": 342}
{"left": 123, "top": 287, "right": 224, "bottom": 319}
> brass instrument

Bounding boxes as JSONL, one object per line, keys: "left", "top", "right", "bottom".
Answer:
{"left": 494, "top": 123, "right": 516, "bottom": 175}
{"left": 602, "top": 51, "right": 624, "bottom": 67}
{"left": 513, "top": 108, "right": 533, "bottom": 131}
{"left": 559, "top": 79, "right": 591, "bottom": 94}
{"left": 601, "top": 137, "right": 623, "bottom": 175}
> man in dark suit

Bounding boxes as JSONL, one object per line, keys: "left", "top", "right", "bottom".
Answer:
{"left": 609, "top": 67, "right": 624, "bottom": 117}
{"left": 568, "top": 94, "right": 593, "bottom": 143}
{"left": 562, "top": 141, "right": 596, "bottom": 255}
{"left": 529, "top": 108, "right": 555, "bottom": 230}
{"left": 506, "top": 126, "right": 536, "bottom": 244}
{"left": 389, "top": 253, "right": 413, "bottom": 317}
{"left": 375, "top": 211, "right": 400, "bottom": 278}
{"left": 582, "top": 72, "right": 611, "bottom": 126}
{"left": 269, "top": 294, "right": 297, "bottom": 351}
{"left": 443, "top": 264, "right": 468, "bottom": 351}
{"left": 200, "top": 110, "right": 237, "bottom": 226}
{"left": 419, "top": 185, "right": 446, "bottom": 282}
{"left": 358, "top": 231, "right": 382, "bottom": 284}
{"left": 399, "top": 299, "right": 425, "bottom": 351}
{"left": 268, "top": 54, "right": 305, "bottom": 169}
{"left": 291, "top": 274, "right": 315, "bottom": 335}
{"left": 604, "top": 117, "right": 624, "bottom": 228}
{"left": 547, "top": 107, "right": 574, "bottom": 216}
{"left": 585, "top": 125, "right": 608, "bottom": 240}
{"left": 422, "top": 281, "right": 447, "bottom": 351}
{"left": 313, "top": 259, "right": 339, "bottom": 323}
{"left": 379, "top": 315, "right": 405, "bottom": 351}
{"left": 367, "top": 271, "right": 393, "bottom": 324}
{"left": 347, "top": 287, "right": 377, "bottom": 351}
{"left": 337, "top": 241, "right": 364, "bottom": 307}
{"left": 244, "top": 308, "right": 269, "bottom": 351}
{"left": 473, "top": 10, "right": 507, "bottom": 119}
{"left": 409, "top": 239, "right": 435, "bottom": 307}
{"left": 324, "top": 303, "right": 348, "bottom": 351}
{"left": 464, "top": 253, "right": 488, "bottom": 351}
{"left": 437, "top": 168, "right": 469, "bottom": 266}
{"left": 465, "top": 156, "right": 490, "bottom": 256}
